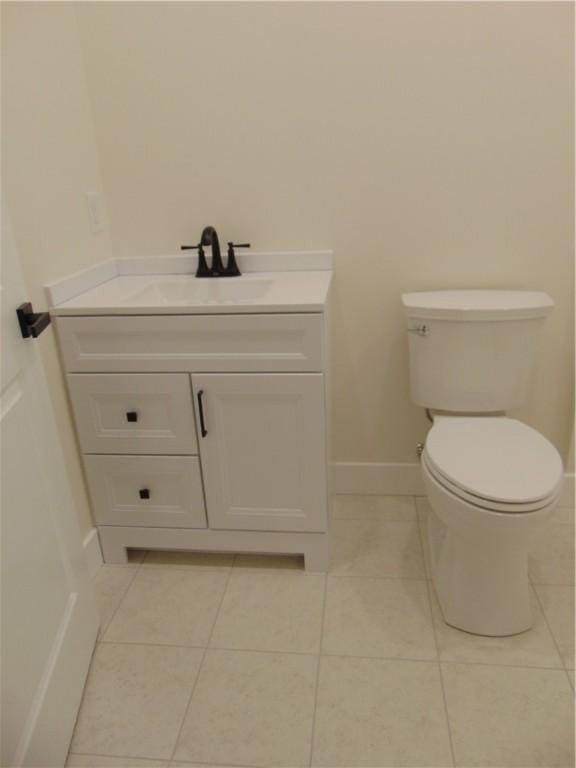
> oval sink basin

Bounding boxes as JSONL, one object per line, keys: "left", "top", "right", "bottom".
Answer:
{"left": 127, "top": 278, "right": 273, "bottom": 306}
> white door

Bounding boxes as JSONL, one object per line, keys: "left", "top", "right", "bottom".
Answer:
{"left": 1, "top": 207, "right": 99, "bottom": 767}
{"left": 192, "top": 373, "right": 328, "bottom": 532}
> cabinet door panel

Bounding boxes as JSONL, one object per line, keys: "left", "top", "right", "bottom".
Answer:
{"left": 193, "top": 374, "right": 327, "bottom": 532}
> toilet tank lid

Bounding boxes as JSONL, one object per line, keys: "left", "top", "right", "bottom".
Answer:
{"left": 402, "top": 290, "right": 554, "bottom": 321}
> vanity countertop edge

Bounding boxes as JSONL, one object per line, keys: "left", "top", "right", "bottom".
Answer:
{"left": 46, "top": 251, "right": 333, "bottom": 316}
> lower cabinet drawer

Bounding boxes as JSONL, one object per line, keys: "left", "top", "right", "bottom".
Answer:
{"left": 85, "top": 455, "right": 206, "bottom": 528}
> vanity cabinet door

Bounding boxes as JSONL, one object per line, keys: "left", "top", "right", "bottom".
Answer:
{"left": 192, "top": 374, "right": 328, "bottom": 532}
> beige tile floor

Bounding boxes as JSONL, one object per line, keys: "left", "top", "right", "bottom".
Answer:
{"left": 67, "top": 496, "right": 575, "bottom": 768}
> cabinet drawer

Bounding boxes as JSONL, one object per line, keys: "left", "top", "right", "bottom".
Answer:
{"left": 56, "top": 314, "right": 324, "bottom": 373}
{"left": 85, "top": 455, "right": 206, "bottom": 528}
{"left": 68, "top": 373, "right": 198, "bottom": 455}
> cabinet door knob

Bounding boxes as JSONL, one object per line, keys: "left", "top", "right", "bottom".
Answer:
{"left": 126, "top": 411, "right": 138, "bottom": 422}
{"left": 139, "top": 488, "right": 150, "bottom": 500}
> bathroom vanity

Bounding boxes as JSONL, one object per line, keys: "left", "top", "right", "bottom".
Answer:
{"left": 47, "top": 253, "right": 332, "bottom": 571}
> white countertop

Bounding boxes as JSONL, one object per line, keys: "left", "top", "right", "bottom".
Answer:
{"left": 49, "top": 270, "right": 332, "bottom": 316}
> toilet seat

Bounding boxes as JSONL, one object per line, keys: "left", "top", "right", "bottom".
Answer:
{"left": 424, "top": 417, "right": 563, "bottom": 513}
{"left": 422, "top": 452, "right": 561, "bottom": 513}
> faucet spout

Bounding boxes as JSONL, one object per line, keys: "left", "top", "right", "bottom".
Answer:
{"left": 200, "top": 226, "right": 224, "bottom": 276}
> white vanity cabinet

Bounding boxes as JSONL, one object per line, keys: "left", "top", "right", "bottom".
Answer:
{"left": 55, "top": 307, "right": 331, "bottom": 571}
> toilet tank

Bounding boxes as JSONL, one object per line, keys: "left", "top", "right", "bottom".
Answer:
{"left": 402, "top": 290, "right": 554, "bottom": 412}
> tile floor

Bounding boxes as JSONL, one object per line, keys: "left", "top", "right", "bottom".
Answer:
{"left": 67, "top": 496, "right": 575, "bottom": 768}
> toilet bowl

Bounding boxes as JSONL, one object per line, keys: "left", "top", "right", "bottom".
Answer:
{"left": 402, "top": 290, "right": 564, "bottom": 636}
{"left": 421, "top": 416, "right": 563, "bottom": 636}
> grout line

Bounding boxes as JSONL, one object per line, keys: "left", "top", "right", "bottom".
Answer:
{"left": 165, "top": 643, "right": 207, "bottom": 763}
{"left": 68, "top": 749, "right": 260, "bottom": 768}
{"left": 326, "top": 654, "right": 571, "bottom": 672}
{"left": 107, "top": 565, "right": 431, "bottom": 583}
{"left": 425, "top": 581, "right": 457, "bottom": 768}
{"left": 95, "top": 558, "right": 141, "bottom": 642}
{"left": 332, "top": 516, "right": 420, "bottom": 522}
{"left": 65, "top": 645, "right": 100, "bottom": 762}
{"left": 415, "top": 495, "right": 431, "bottom": 580}
{"left": 99, "top": 639, "right": 207, "bottom": 650}
{"left": 170, "top": 761, "right": 259, "bottom": 768}
{"left": 417, "top": 497, "right": 457, "bottom": 768}
{"left": 531, "top": 584, "right": 569, "bottom": 672}
{"left": 97, "top": 638, "right": 320, "bottom": 657}
{"left": 67, "top": 750, "right": 163, "bottom": 764}
{"left": 91, "top": 641, "right": 570, "bottom": 672}
{"left": 206, "top": 561, "right": 237, "bottom": 649}
{"left": 327, "top": 572, "right": 430, "bottom": 581}
{"left": 333, "top": 516, "right": 421, "bottom": 525}
{"left": 308, "top": 573, "right": 328, "bottom": 767}
{"left": 140, "top": 565, "right": 234, "bottom": 573}
{"left": 112, "top": 557, "right": 431, "bottom": 582}
{"left": 167, "top": 561, "right": 235, "bottom": 765}
{"left": 438, "top": 659, "right": 575, "bottom": 674}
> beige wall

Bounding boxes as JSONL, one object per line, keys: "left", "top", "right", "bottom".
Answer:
{"left": 77, "top": 1, "right": 574, "bottom": 463}
{"left": 2, "top": 2, "right": 113, "bottom": 536}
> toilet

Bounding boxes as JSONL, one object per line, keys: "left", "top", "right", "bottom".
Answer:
{"left": 402, "top": 290, "right": 564, "bottom": 637}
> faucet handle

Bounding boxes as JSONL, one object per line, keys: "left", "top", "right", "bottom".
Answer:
{"left": 224, "top": 242, "right": 250, "bottom": 277}
{"left": 180, "top": 243, "right": 211, "bottom": 277}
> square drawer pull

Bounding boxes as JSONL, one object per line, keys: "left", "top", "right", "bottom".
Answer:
{"left": 126, "top": 411, "right": 138, "bottom": 422}
{"left": 139, "top": 488, "right": 150, "bottom": 500}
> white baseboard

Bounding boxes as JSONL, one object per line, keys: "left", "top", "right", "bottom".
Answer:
{"left": 332, "top": 462, "right": 575, "bottom": 507}
{"left": 82, "top": 528, "right": 103, "bottom": 578}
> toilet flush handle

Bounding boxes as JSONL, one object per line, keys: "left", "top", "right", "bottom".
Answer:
{"left": 408, "top": 325, "right": 429, "bottom": 337}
